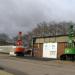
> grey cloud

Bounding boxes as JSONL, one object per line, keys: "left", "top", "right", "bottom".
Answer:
{"left": 0, "top": 0, "right": 75, "bottom": 37}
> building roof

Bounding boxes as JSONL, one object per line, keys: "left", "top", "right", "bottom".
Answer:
{"left": 33, "top": 35, "right": 68, "bottom": 39}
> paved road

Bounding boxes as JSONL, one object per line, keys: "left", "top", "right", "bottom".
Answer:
{"left": 0, "top": 54, "right": 75, "bottom": 75}
{"left": 0, "top": 70, "right": 14, "bottom": 75}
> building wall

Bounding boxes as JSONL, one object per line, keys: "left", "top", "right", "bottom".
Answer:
{"left": 33, "top": 43, "right": 43, "bottom": 57}
{"left": 35, "top": 36, "right": 69, "bottom": 43}
{"left": 33, "top": 42, "right": 67, "bottom": 59}
{"left": 57, "top": 42, "right": 66, "bottom": 59}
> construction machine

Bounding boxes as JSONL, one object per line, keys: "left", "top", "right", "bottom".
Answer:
{"left": 15, "top": 32, "right": 25, "bottom": 56}
{"left": 60, "top": 25, "right": 75, "bottom": 60}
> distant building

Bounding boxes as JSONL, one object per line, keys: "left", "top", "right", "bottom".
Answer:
{"left": 0, "top": 39, "right": 14, "bottom": 46}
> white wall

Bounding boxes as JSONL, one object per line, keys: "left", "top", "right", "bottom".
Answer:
{"left": 0, "top": 45, "right": 16, "bottom": 53}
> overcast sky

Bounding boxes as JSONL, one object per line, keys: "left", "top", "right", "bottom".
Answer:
{"left": 0, "top": 0, "right": 75, "bottom": 37}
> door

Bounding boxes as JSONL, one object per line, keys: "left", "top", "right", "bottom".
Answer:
{"left": 43, "top": 43, "right": 57, "bottom": 58}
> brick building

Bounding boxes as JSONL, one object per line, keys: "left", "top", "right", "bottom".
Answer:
{"left": 32, "top": 35, "right": 75, "bottom": 59}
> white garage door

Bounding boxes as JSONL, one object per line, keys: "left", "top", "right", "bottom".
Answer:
{"left": 43, "top": 43, "right": 57, "bottom": 58}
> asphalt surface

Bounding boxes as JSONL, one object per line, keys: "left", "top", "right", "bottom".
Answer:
{"left": 0, "top": 54, "right": 75, "bottom": 75}
{"left": 0, "top": 70, "right": 14, "bottom": 75}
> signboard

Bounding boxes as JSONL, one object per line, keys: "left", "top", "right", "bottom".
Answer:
{"left": 43, "top": 43, "right": 57, "bottom": 58}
